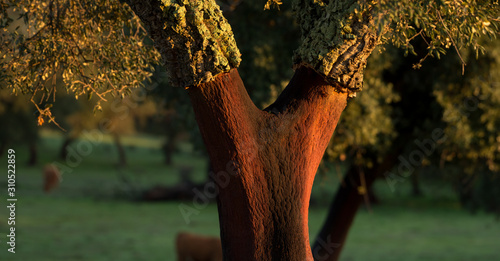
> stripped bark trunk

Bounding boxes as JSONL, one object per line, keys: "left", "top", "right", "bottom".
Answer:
{"left": 188, "top": 67, "right": 346, "bottom": 260}
{"left": 126, "top": 1, "right": 377, "bottom": 259}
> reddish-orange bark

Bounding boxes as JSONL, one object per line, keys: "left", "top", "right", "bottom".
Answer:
{"left": 188, "top": 67, "right": 347, "bottom": 260}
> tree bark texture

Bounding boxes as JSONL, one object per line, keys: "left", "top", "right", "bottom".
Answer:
{"left": 188, "top": 67, "right": 347, "bottom": 260}
{"left": 127, "top": 1, "right": 377, "bottom": 259}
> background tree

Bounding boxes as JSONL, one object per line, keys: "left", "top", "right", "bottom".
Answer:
{"left": 315, "top": 38, "right": 500, "bottom": 261}
{"left": 432, "top": 38, "right": 500, "bottom": 215}
{"left": 0, "top": 0, "right": 160, "bottom": 124}
{"left": 127, "top": 1, "right": 499, "bottom": 260}
{"left": 52, "top": 88, "right": 158, "bottom": 166}
{"left": 310, "top": 5, "right": 500, "bottom": 259}
{"left": 145, "top": 66, "right": 202, "bottom": 165}
{"left": 0, "top": 88, "right": 39, "bottom": 165}
{"left": 1, "top": 0, "right": 498, "bottom": 260}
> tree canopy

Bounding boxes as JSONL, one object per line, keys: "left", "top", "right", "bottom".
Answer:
{"left": 1, "top": 0, "right": 498, "bottom": 210}
{"left": 0, "top": 0, "right": 160, "bottom": 124}
{"left": 1, "top": 0, "right": 498, "bottom": 110}
{"left": 1, "top": 0, "right": 499, "bottom": 259}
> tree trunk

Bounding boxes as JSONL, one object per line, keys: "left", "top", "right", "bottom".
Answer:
{"left": 162, "top": 130, "right": 176, "bottom": 165}
{"left": 126, "top": 1, "right": 376, "bottom": 259}
{"left": 59, "top": 136, "right": 75, "bottom": 160}
{"left": 367, "top": 185, "right": 380, "bottom": 205}
{"left": 311, "top": 165, "right": 376, "bottom": 261}
{"left": 162, "top": 141, "right": 174, "bottom": 165}
{"left": 0, "top": 140, "right": 7, "bottom": 157}
{"left": 411, "top": 170, "right": 423, "bottom": 197}
{"left": 113, "top": 134, "right": 127, "bottom": 167}
{"left": 188, "top": 67, "right": 347, "bottom": 260}
{"left": 27, "top": 141, "right": 37, "bottom": 166}
{"left": 312, "top": 150, "right": 402, "bottom": 261}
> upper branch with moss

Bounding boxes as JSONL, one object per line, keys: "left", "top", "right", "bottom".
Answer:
{"left": 128, "top": 0, "right": 241, "bottom": 88}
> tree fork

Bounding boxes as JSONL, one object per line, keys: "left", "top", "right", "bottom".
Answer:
{"left": 188, "top": 67, "right": 347, "bottom": 260}
{"left": 127, "top": 1, "right": 374, "bottom": 259}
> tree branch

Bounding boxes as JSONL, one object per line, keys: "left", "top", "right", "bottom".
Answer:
{"left": 126, "top": 0, "right": 241, "bottom": 88}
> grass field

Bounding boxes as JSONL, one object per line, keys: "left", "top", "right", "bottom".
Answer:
{"left": 0, "top": 131, "right": 499, "bottom": 261}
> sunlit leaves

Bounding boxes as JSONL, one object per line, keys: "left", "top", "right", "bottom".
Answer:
{"left": 0, "top": 0, "right": 161, "bottom": 125}
{"left": 433, "top": 39, "right": 500, "bottom": 173}
{"left": 326, "top": 47, "right": 401, "bottom": 166}
{"left": 360, "top": 0, "right": 499, "bottom": 68}
{"left": 264, "top": 0, "right": 282, "bottom": 10}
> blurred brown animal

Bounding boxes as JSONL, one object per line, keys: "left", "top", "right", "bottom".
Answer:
{"left": 176, "top": 232, "right": 223, "bottom": 261}
{"left": 43, "top": 164, "right": 61, "bottom": 193}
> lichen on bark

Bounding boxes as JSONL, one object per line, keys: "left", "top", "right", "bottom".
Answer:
{"left": 158, "top": 0, "right": 241, "bottom": 87}
{"left": 292, "top": 0, "right": 378, "bottom": 97}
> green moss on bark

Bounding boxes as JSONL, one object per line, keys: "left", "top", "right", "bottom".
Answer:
{"left": 159, "top": 0, "right": 241, "bottom": 87}
{"left": 293, "top": 0, "right": 378, "bottom": 97}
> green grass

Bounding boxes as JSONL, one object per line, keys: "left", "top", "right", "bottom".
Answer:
{"left": 0, "top": 133, "right": 499, "bottom": 260}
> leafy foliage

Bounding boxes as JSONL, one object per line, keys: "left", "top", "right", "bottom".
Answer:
{"left": 433, "top": 39, "right": 500, "bottom": 173}
{"left": 365, "top": 0, "right": 500, "bottom": 68}
{"left": 0, "top": 0, "right": 498, "bottom": 213}
{"left": 281, "top": 0, "right": 499, "bottom": 97}
{"left": 326, "top": 48, "right": 401, "bottom": 166}
{"left": 0, "top": 0, "right": 160, "bottom": 124}
{"left": 224, "top": 1, "right": 299, "bottom": 107}
{"left": 264, "top": 0, "right": 283, "bottom": 10}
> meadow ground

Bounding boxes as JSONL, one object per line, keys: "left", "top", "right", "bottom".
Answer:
{"left": 0, "top": 131, "right": 499, "bottom": 261}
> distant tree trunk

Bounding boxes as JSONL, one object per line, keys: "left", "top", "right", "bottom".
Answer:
{"left": 162, "top": 132, "right": 176, "bottom": 165}
{"left": 27, "top": 141, "right": 37, "bottom": 166}
{"left": 59, "top": 137, "right": 75, "bottom": 160}
{"left": 162, "top": 109, "right": 180, "bottom": 165}
{"left": 113, "top": 134, "right": 127, "bottom": 167}
{"left": 312, "top": 148, "right": 403, "bottom": 261}
{"left": 367, "top": 186, "right": 380, "bottom": 205}
{"left": 179, "top": 166, "right": 194, "bottom": 185}
{"left": 411, "top": 170, "right": 423, "bottom": 197}
{"left": 311, "top": 165, "right": 376, "bottom": 261}
{"left": 0, "top": 140, "right": 7, "bottom": 157}
{"left": 456, "top": 173, "right": 476, "bottom": 208}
